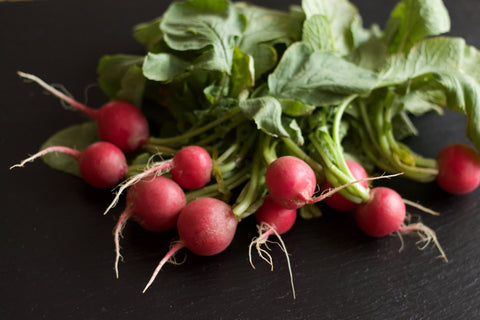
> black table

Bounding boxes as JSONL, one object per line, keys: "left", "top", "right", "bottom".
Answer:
{"left": 2, "top": 0, "right": 479, "bottom": 319}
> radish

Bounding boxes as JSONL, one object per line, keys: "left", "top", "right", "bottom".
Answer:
{"left": 436, "top": 143, "right": 480, "bottom": 194}
{"left": 11, "top": 141, "right": 127, "bottom": 189}
{"left": 103, "top": 145, "right": 212, "bottom": 215}
{"left": 249, "top": 195, "right": 297, "bottom": 298}
{"left": 171, "top": 145, "right": 213, "bottom": 190}
{"left": 322, "top": 160, "right": 369, "bottom": 212}
{"left": 355, "top": 187, "right": 406, "bottom": 238}
{"left": 18, "top": 71, "right": 149, "bottom": 153}
{"left": 355, "top": 187, "right": 448, "bottom": 261}
{"left": 265, "top": 156, "right": 317, "bottom": 209}
{"left": 142, "top": 197, "right": 237, "bottom": 292}
{"left": 113, "top": 175, "right": 186, "bottom": 278}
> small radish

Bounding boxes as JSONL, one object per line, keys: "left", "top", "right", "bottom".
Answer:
{"left": 171, "top": 145, "right": 213, "bottom": 190}
{"left": 11, "top": 141, "right": 127, "bottom": 189}
{"left": 355, "top": 187, "right": 406, "bottom": 238}
{"left": 249, "top": 195, "right": 297, "bottom": 298}
{"left": 322, "top": 160, "right": 369, "bottom": 212}
{"left": 104, "top": 145, "right": 212, "bottom": 215}
{"left": 18, "top": 71, "right": 149, "bottom": 153}
{"left": 265, "top": 156, "right": 317, "bottom": 209}
{"left": 142, "top": 197, "right": 237, "bottom": 292}
{"left": 436, "top": 143, "right": 480, "bottom": 194}
{"left": 113, "top": 175, "right": 186, "bottom": 278}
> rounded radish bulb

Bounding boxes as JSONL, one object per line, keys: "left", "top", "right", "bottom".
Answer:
{"left": 171, "top": 146, "right": 213, "bottom": 190}
{"left": 143, "top": 198, "right": 237, "bottom": 292}
{"left": 113, "top": 176, "right": 186, "bottom": 278}
{"left": 17, "top": 72, "right": 149, "bottom": 153}
{"left": 322, "top": 160, "right": 369, "bottom": 212}
{"left": 11, "top": 141, "right": 127, "bottom": 189}
{"left": 436, "top": 143, "right": 480, "bottom": 194}
{"left": 95, "top": 101, "right": 150, "bottom": 153}
{"left": 255, "top": 195, "right": 297, "bottom": 235}
{"left": 355, "top": 187, "right": 406, "bottom": 238}
{"left": 265, "top": 156, "right": 317, "bottom": 209}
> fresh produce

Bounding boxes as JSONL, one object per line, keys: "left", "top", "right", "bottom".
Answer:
{"left": 12, "top": 0, "right": 480, "bottom": 296}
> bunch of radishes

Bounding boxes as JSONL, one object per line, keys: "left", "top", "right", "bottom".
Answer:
{"left": 12, "top": 69, "right": 480, "bottom": 295}
{"left": 11, "top": 0, "right": 480, "bottom": 298}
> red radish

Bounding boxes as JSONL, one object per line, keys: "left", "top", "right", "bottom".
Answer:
{"left": 250, "top": 195, "right": 297, "bottom": 298}
{"left": 11, "top": 141, "right": 127, "bottom": 189}
{"left": 103, "top": 145, "right": 212, "bottom": 215}
{"left": 265, "top": 156, "right": 317, "bottom": 209}
{"left": 143, "top": 198, "right": 237, "bottom": 292}
{"left": 355, "top": 187, "right": 406, "bottom": 237}
{"left": 322, "top": 160, "right": 369, "bottom": 212}
{"left": 171, "top": 145, "right": 213, "bottom": 190}
{"left": 436, "top": 143, "right": 480, "bottom": 194}
{"left": 18, "top": 71, "right": 149, "bottom": 153}
{"left": 113, "top": 175, "right": 186, "bottom": 278}
{"left": 255, "top": 195, "right": 297, "bottom": 235}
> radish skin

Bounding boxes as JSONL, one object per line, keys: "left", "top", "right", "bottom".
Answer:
{"left": 143, "top": 198, "right": 237, "bottom": 292}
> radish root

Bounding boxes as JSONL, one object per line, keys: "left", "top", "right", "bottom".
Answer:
{"left": 113, "top": 208, "right": 134, "bottom": 278}
{"left": 308, "top": 172, "right": 403, "bottom": 204}
{"left": 10, "top": 146, "right": 82, "bottom": 170}
{"left": 398, "top": 215, "right": 448, "bottom": 262}
{"left": 143, "top": 241, "right": 186, "bottom": 293}
{"left": 403, "top": 198, "right": 440, "bottom": 216}
{"left": 248, "top": 223, "right": 296, "bottom": 299}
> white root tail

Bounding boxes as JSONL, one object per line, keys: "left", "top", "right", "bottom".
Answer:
{"left": 309, "top": 172, "right": 404, "bottom": 204}
{"left": 10, "top": 146, "right": 81, "bottom": 170}
{"left": 399, "top": 220, "right": 448, "bottom": 263}
{"left": 248, "top": 223, "right": 296, "bottom": 299}
{"left": 113, "top": 209, "right": 134, "bottom": 279}
{"left": 143, "top": 241, "right": 185, "bottom": 293}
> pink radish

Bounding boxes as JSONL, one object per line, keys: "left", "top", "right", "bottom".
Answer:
{"left": 142, "top": 197, "right": 237, "bottom": 292}
{"left": 113, "top": 175, "right": 186, "bottom": 278}
{"left": 18, "top": 71, "right": 149, "bottom": 153}
{"left": 171, "top": 145, "right": 213, "bottom": 190}
{"left": 322, "top": 160, "right": 369, "bottom": 212}
{"left": 436, "top": 143, "right": 480, "bottom": 194}
{"left": 103, "top": 145, "right": 212, "bottom": 215}
{"left": 355, "top": 187, "right": 406, "bottom": 238}
{"left": 249, "top": 195, "right": 297, "bottom": 298}
{"left": 11, "top": 141, "right": 127, "bottom": 189}
{"left": 265, "top": 156, "right": 317, "bottom": 209}
{"left": 354, "top": 187, "right": 448, "bottom": 261}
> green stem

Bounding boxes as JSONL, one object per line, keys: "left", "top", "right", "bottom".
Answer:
{"left": 148, "top": 108, "right": 242, "bottom": 146}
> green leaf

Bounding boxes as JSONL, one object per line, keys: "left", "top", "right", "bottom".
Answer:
{"left": 384, "top": 0, "right": 450, "bottom": 54}
{"left": 143, "top": 52, "right": 190, "bottom": 82}
{"left": 301, "top": 0, "right": 360, "bottom": 55}
{"left": 235, "top": 2, "right": 304, "bottom": 77}
{"left": 97, "top": 54, "right": 145, "bottom": 103}
{"left": 239, "top": 96, "right": 304, "bottom": 144}
{"left": 433, "top": 72, "right": 480, "bottom": 151}
{"left": 160, "top": 0, "right": 246, "bottom": 73}
{"left": 278, "top": 98, "right": 315, "bottom": 117}
{"left": 40, "top": 122, "right": 100, "bottom": 177}
{"left": 229, "top": 47, "right": 254, "bottom": 97}
{"left": 379, "top": 37, "right": 466, "bottom": 87}
{"left": 133, "top": 17, "right": 163, "bottom": 52}
{"left": 116, "top": 66, "right": 146, "bottom": 107}
{"left": 268, "top": 42, "right": 378, "bottom": 106}
{"left": 302, "top": 15, "right": 335, "bottom": 52}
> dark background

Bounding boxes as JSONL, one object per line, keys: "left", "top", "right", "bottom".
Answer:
{"left": 1, "top": 0, "right": 480, "bottom": 319}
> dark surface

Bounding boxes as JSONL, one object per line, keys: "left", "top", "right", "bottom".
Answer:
{"left": 1, "top": 0, "right": 480, "bottom": 319}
